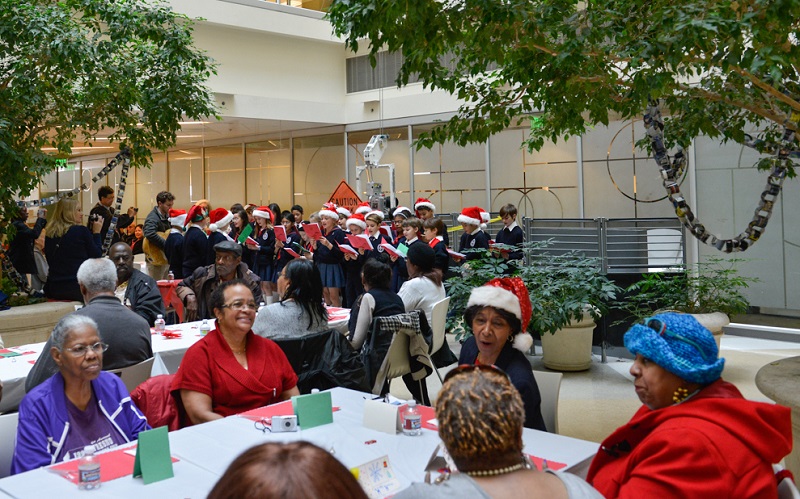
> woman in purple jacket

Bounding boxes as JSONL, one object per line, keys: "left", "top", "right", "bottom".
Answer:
{"left": 12, "top": 315, "right": 149, "bottom": 474}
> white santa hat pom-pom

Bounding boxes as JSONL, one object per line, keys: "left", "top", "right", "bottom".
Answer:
{"left": 513, "top": 332, "right": 533, "bottom": 352}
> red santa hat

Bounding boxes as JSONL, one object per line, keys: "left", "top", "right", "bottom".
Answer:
{"left": 366, "top": 210, "right": 384, "bottom": 221}
{"left": 336, "top": 206, "right": 352, "bottom": 218}
{"left": 185, "top": 204, "right": 207, "bottom": 228}
{"left": 319, "top": 202, "right": 339, "bottom": 220}
{"left": 354, "top": 201, "right": 372, "bottom": 215}
{"left": 467, "top": 277, "right": 533, "bottom": 352}
{"left": 168, "top": 209, "right": 187, "bottom": 228}
{"left": 346, "top": 213, "right": 367, "bottom": 230}
{"left": 457, "top": 206, "right": 484, "bottom": 227}
{"left": 414, "top": 197, "right": 435, "bottom": 212}
{"left": 253, "top": 206, "right": 274, "bottom": 223}
{"left": 392, "top": 206, "right": 413, "bottom": 219}
{"left": 208, "top": 208, "right": 233, "bottom": 232}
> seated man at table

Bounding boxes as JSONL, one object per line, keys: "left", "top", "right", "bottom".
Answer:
{"left": 176, "top": 240, "right": 262, "bottom": 321}
{"left": 108, "top": 241, "right": 165, "bottom": 326}
{"left": 12, "top": 314, "right": 149, "bottom": 473}
{"left": 172, "top": 280, "right": 299, "bottom": 423}
{"left": 25, "top": 258, "right": 153, "bottom": 392}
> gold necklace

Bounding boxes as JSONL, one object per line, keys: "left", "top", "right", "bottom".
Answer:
{"left": 464, "top": 462, "right": 526, "bottom": 477}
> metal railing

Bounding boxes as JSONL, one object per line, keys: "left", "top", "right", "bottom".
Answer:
{"left": 444, "top": 215, "right": 686, "bottom": 273}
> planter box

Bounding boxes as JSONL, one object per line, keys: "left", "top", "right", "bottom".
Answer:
{"left": 541, "top": 310, "right": 597, "bottom": 371}
{"left": 0, "top": 301, "right": 81, "bottom": 347}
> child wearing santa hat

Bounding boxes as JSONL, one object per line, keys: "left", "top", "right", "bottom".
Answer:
{"left": 457, "top": 277, "right": 546, "bottom": 432}
{"left": 313, "top": 202, "right": 347, "bottom": 307}
{"left": 206, "top": 208, "right": 234, "bottom": 266}
{"left": 456, "top": 206, "right": 491, "bottom": 262}
{"left": 249, "top": 206, "right": 277, "bottom": 303}
{"left": 165, "top": 209, "right": 187, "bottom": 279}
{"left": 342, "top": 212, "right": 368, "bottom": 307}
{"left": 414, "top": 197, "right": 449, "bottom": 247}
{"left": 182, "top": 204, "right": 209, "bottom": 278}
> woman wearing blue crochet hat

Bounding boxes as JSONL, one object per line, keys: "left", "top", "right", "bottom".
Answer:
{"left": 586, "top": 313, "right": 791, "bottom": 498}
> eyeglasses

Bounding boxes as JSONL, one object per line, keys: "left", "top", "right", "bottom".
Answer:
{"left": 443, "top": 364, "right": 509, "bottom": 384}
{"left": 221, "top": 300, "right": 258, "bottom": 311}
{"left": 63, "top": 342, "right": 109, "bottom": 357}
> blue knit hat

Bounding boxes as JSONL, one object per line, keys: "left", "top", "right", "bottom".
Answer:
{"left": 624, "top": 313, "right": 725, "bottom": 385}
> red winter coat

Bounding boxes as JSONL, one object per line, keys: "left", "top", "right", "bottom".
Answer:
{"left": 586, "top": 379, "right": 791, "bottom": 498}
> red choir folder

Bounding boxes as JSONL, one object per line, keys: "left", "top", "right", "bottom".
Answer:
{"left": 284, "top": 247, "right": 301, "bottom": 258}
{"left": 447, "top": 248, "right": 466, "bottom": 259}
{"left": 302, "top": 223, "right": 324, "bottom": 241}
{"left": 337, "top": 243, "right": 359, "bottom": 255}
{"left": 245, "top": 236, "right": 259, "bottom": 247}
{"left": 273, "top": 225, "right": 287, "bottom": 242}
{"left": 346, "top": 233, "right": 374, "bottom": 251}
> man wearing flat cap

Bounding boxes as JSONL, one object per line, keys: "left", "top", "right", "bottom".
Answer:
{"left": 176, "top": 240, "right": 262, "bottom": 321}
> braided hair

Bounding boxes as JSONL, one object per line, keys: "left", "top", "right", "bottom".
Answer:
{"left": 436, "top": 368, "right": 525, "bottom": 472}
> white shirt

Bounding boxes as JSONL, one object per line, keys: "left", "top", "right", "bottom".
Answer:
{"left": 398, "top": 277, "right": 446, "bottom": 325}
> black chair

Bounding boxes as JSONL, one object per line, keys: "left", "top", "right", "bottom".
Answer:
{"left": 274, "top": 330, "right": 369, "bottom": 394}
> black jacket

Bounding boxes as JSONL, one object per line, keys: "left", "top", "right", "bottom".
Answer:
{"left": 9, "top": 217, "right": 46, "bottom": 275}
{"left": 124, "top": 269, "right": 166, "bottom": 326}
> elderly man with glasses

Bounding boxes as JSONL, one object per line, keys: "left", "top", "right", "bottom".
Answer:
{"left": 25, "top": 258, "right": 153, "bottom": 393}
{"left": 12, "top": 314, "right": 150, "bottom": 474}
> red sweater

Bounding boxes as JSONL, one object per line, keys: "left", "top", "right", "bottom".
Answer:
{"left": 587, "top": 379, "right": 791, "bottom": 498}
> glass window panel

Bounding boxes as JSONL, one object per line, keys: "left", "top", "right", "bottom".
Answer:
{"left": 205, "top": 145, "right": 245, "bottom": 211}
{"left": 293, "top": 134, "right": 345, "bottom": 214}
{"left": 246, "top": 139, "right": 292, "bottom": 209}
{"left": 169, "top": 148, "right": 203, "bottom": 210}
{"left": 136, "top": 152, "right": 168, "bottom": 215}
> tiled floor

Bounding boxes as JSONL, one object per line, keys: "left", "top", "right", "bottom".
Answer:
{"left": 391, "top": 333, "right": 800, "bottom": 444}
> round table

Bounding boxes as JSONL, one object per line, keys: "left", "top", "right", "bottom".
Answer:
{"left": 755, "top": 355, "right": 800, "bottom": 477}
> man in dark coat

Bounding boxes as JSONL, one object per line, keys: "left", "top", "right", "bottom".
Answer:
{"left": 88, "top": 185, "right": 136, "bottom": 244}
{"left": 109, "top": 242, "right": 165, "bottom": 326}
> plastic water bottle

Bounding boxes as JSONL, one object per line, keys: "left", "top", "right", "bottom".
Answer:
{"left": 402, "top": 400, "right": 422, "bottom": 436}
{"left": 154, "top": 314, "right": 166, "bottom": 334}
{"left": 77, "top": 445, "right": 101, "bottom": 490}
{"left": 167, "top": 271, "right": 175, "bottom": 281}
{"left": 258, "top": 301, "right": 266, "bottom": 314}
{"left": 199, "top": 319, "right": 211, "bottom": 336}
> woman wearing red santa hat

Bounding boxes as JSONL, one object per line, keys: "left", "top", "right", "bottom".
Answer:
{"left": 458, "top": 277, "right": 547, "bottom": 431}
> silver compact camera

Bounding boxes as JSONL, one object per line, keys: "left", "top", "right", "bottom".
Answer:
{"left": 272, "top": 415, "right": 298, "bottom": 432}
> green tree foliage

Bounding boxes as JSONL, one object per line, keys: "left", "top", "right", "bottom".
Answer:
{"left": 328, "top": 0, "right": 799, "bottom": 170}
{"left": 0, "top": 0, "right": 216, "bottom": 230}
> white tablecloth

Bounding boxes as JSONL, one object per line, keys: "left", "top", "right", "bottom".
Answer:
{"left": 0, "top": 387, "right": 600, "bottom": 498}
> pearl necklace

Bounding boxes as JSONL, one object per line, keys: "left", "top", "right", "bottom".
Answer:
{"left": 464, "top": 462, "right": 526, "bottom": 477}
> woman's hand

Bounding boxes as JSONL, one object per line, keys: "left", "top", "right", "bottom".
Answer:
{"left": 246, "top": 243, "right": 259, "bottom": 250}
{"left": 91, "top": 218, "right": 103, "bottom": 234}
{"left": 275, "top": 240, "right": 284, "bottom": 250}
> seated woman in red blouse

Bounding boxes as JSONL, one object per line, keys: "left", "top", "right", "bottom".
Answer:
{"left": 172, "top": 280, "right": 300, "bottom": 424}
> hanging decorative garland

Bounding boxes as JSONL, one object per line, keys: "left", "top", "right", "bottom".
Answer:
{"left": 3, "top": 148, "right": 131, "bottom": 293}
{"left": 643, "top": 100, "right": 795, "bottom": 253}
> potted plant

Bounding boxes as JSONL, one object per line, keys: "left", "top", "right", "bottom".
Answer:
{"left": 445, "top": 240, "right": 620, "bottom": 371}
{"left": 616, "top": 258, "right": 756, "bottom": 349}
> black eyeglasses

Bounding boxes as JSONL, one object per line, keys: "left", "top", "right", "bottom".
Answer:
{"left": 645, "top": 317, "right": 714, "bottom": 363}
{"left": 221, "top": 300, "right": 258, "bottom": 312}
{"left": 63, "top": 342, "right": 109, "bottom": 358}
{"left": 443, "top": 364, "right": 509, "bottom": 383}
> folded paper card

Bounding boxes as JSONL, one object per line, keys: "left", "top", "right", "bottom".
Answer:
{"left": 351, "top": 455, "right": 402, "bottom": 499}
{"left": 291, "top": 391, "right": 334, "bottom": 429}
{"left": 133, "top": 426, "right": 174, "bottom": 484}
{"left": 362, "top": 399, "right": 402, "bottom": 434}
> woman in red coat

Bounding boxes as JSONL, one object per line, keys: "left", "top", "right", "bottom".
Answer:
{"left": 586, "top": 313, "right": 791, "bottom": 498}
